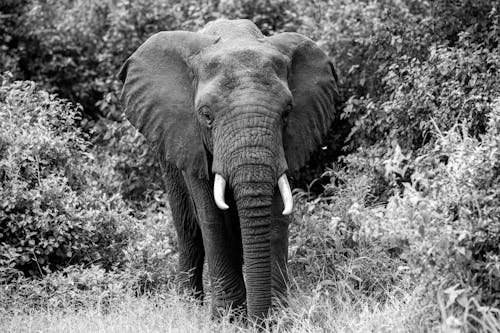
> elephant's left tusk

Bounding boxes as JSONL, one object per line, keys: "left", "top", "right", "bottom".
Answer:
{"left": 278, "top": 173, "right": 293, "bottom": 215}
{"left": 214, "top": 174, "right": 229, "bottom": 210}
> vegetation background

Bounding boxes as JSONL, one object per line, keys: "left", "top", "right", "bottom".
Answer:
{"left": 0, "top": 0, "right": 499, "bottom": 331}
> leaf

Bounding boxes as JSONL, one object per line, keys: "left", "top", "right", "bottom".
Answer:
{"left": 443, "top": 284, "right": 467, "bottom": 309}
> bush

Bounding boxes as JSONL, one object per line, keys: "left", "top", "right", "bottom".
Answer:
{"left": 88, "top": 119, "right": 164, "bottom": 205}
{"left": 349, "top": 100, "right": 500, "bottom": 326}
{"left": 347, "top": 40, "right": 500, "bottom": 152}
{"left": 0, "top": 74, "right": 138, "bottom": 279}
{"left": 0, "top": 0, "right": 31, "bottom": 79}
{"left": 18, "top": 0, "right": 185, "bottom": 118}
{"left": 0, "top": 74, "right": 180, "bottom": 290}
{"left": 430, "top": 0, "right": 500, "bottom": 49}
{"left": 217, "top": 0, "right": 301, "bottom": 35}
{"left": 408, "top": 100, "right": 500, "bottom": 303}
{"left": 289, "top": 165, "right": 409, "bottom": 303}
{"left": 0, "top": 265, "right": 135, "bottom": 312}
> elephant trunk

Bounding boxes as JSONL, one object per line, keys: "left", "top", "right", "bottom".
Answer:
{"left": 231, "top": 164, "right": 274, "bottom": 318}
{"left": 212, "top": 107, "right": 292, "bottom": 318}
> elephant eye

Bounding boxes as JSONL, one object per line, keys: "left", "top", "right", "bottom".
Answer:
{"left": 199, "top": 106, "right": 214, "bottom": 127}
{"left": 282, "top": 103, "right": 292, "bottom": 126}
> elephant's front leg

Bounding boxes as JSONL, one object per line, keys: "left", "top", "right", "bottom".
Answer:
{"left": 162, "top": 163, "right": 205, "bottom": 299}
{"left": 271, "top": 191, "right": 290, "bottom": 306}
{"left": 183, "top": 174, "right": 246, "bottom": 315}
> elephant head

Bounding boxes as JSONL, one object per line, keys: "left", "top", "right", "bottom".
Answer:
{"left": 119, "top": 19, "right": 339, "bottom": 318}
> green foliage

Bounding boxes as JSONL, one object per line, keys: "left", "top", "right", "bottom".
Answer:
{"left": 121, "top": 192, "right": 178, "bottom": 291}
{"left": 88, "top": 120, "right": 164, "bottom": 204}
{"left": 217, "top": 0, "right": 300, "bottom": 35}
{"left": 347, "top": 39, "right": 500, "bottom": 151}
{"left": 84, "top": 120, "right": 178, "bottom": 291}
{"left": 0, "top": 74, "right": 133, "bottom": 278}
{"left": 292, "top": 99, "right": 500, "bottom": 325}
{"left": 290, "top": 172, "right": 408, "bottom": 303}
{"left": 18, "top": 0, "right": 184, "bottom": 117}
{"left": 0, "top": 0, "right": 30, "bottom": 79}
{"left": 350, "top": 100, "right": 500, "bottom": 328}
{"left": 0, "top": 75, "right": 178, "bottom": 283}
{"left": 430, "top": 0, "right": 500, "bottom": 49}
{"left": 408, "top": 100, "right": 500, "bottom": 303}
{"left": 297, "top": 0, "right": 425, "bottom": 94}
{"left": 0, "top": 265, "right": 136, "bottom": 312}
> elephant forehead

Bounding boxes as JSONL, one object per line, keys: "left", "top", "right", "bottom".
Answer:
{"left": 198, "top": 40, "right": 289, "bottom": 77}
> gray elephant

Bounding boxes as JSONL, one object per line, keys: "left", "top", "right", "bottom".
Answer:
{"left": 118, "top": 19, "right": 339, "bottom": 319}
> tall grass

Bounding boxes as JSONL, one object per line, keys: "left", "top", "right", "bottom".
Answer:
{"left": 1, "top": 274, "right": 430, "bottom": 333}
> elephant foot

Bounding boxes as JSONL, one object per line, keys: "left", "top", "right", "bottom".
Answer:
{"left": 211, "top": 288, "right": 246, "bottom": 320}
{"left": 211, "top": 301, "right": 246, "bottom": 322}
{"left": 175, "top": 270, "right": 204, "bottom": 302}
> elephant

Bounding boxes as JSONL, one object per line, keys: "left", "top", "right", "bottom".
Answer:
{"left": 118, "top": 19, "right": 339, "bottom": 320}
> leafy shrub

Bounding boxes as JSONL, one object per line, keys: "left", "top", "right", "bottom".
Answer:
{"left": 290, "top": 167, "right": 407, "bottom": 302}
{"left": 348, "top": 40, "right": 500, "bottom": 152}
{"left": 217, "top": 0, "right": 301, "bottom": 35}
{"left": 296, "top": 0, "right": 433, "bottom": 100}
{"left": 0, "top": 0, "right": 31, "bottom": 79}
{"left": 19, "top": 0, "right": 184, "bottom": 118}
{"left": 85, "top": 119, "right": 178, "bottom": 291}
{"left": 0, "top": 265, "right": 138, "bottom": 312}
{"left": 88, "top": 119, "right": 164, "bottom": 204}
{"left": 0, "top": 74, "right": 135, "bottom": 278}
{"left": 122, "top": 206, "right": 178, "bottom": 292}
{"left": 430, "top": 0, "right": 500, "bottom": 49}
{"left": 351, "top": 100, "right": 500, "bottom": 327}
{"left": 409, "top": 100, "right": 500, "bottom": 303}
{"left": 284, "top": 0, "right": 434, "bottom": 187}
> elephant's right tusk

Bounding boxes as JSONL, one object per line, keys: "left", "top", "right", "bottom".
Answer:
{"left": 278, "top": 173, "right": 293, "bottom": 215}
{"left": 214, "top": 174, "right": 229, "bottom": 210}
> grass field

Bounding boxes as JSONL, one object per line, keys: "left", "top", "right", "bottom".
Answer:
{"left": 1, "top": 282, "right": 432, "bottom": 333}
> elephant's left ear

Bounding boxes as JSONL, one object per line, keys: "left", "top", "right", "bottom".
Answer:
{"left": 118, "top": 32, "right": 219, "bottom": 179}
{"left": 265, "top": 33, "right": 340, "bottom": 173}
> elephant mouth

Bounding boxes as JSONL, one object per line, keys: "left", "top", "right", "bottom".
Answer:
{"left": 213, "top": 173, "right": 293, "bottom": 215}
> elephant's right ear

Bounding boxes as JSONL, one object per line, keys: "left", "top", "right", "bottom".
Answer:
{"left": 118, "top": 31, "right": 218, "bottom": 178}
{"left": 265, "top": 33, "right": 340, "bottom": 174}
